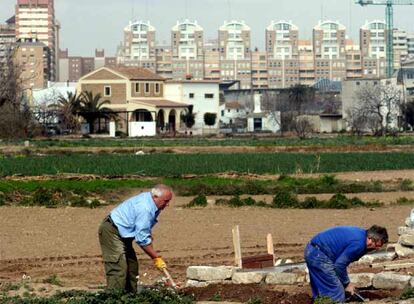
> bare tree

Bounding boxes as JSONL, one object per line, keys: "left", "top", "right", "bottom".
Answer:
{"left": 0, "top": 44, "right": 39, "bottom": 138}
{"left": 294, "top": 116, "right": 315, "bottom": 139}
{"left": 348, "top": 82, "right": 402, "bottom": 136}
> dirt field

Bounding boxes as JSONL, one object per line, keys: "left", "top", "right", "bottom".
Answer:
{"left": 0, "top": 199, "right": 411, "bottom": 287}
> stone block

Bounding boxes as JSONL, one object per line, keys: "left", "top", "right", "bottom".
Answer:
{"left": 349, "top": 273, "right": 374, "bottom": 288}
{"left": 398, "top": 226, "right": 414, "bottom": 236}
{"left": 400, "top": 234, "right": 414, "bottom": 247}
{"left": 373, "top": 272, "right": 411, "bottom": 290}
{"left": 185, "top": 280, "right": 210, "bottom": 288}
{"left": 395, "top": 243, "right": 414, "bottom": 257}
{"left": 265, "top": 272, "right": 305, "bottom": 285}
{"left": 405, "top": 217, "right": 412, "bottom": 227}
{"left": 356, "top": 252, "right": 396, "bottom": 264}
{"left": 232, "top": 271, "right": 266, "bottom": 284}
{"left": 186, "top": 266, "right": 234, "bottom": 281}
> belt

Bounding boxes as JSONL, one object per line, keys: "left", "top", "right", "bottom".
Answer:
{"left": 105, "top": 215, "right": 117, "bottom": 229}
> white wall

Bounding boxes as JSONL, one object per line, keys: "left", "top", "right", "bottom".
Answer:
{"left": 219, "top": 103, "right": 247, "bottom": 124}
{"left": 128, "top": 122, "right": 156, "bottom": 137}
{"left": 164, "top": 82, "right": 220, "bottom": 132}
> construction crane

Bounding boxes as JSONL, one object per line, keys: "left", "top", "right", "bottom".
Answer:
{"left": 356, "top": 0, "right": 414, "bottom": 78}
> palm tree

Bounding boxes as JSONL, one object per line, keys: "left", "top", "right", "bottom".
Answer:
{"left": 50, "top": 91, "right": 82, "bottom": 132}
{"left": 78, "top": 91, "right": 113, "bottom": 134}
{"left": 180, "top": 105, "right": 196, "bottom": 131}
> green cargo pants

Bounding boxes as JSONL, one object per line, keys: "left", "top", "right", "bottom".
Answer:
{"left": 98, "top": 216, "right": 138, "bottom": 293}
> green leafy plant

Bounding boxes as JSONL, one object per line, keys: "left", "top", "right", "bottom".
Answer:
{"left": 210, "top": 292, "right": 222, "bottom": 301}
{"left": 42, "top": 274, "right": 62, "bottom": 286}
{"left": 272, "top": 190, "right": 299, "bottom": 208}
{"left": 247, "top": 297, "right": 262, "bottom": 304}
{"left": 400, "top": 287, "right": 414, "bottom": 299}
{"left": 186, "top": 195, "right": 208, "bottom": 208}
{"left": 314, "top": 296, "right": 338, "bottom": 304}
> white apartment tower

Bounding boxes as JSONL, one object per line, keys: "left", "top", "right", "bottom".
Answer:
{"left": 117, "top": 21, "right": 156, "bottom": 70}
{"left": 15, "top": 0, "right": 57, "bottom": 81}
{"left": 266, "top": 21, "right": 299, "bottom": 88}
{"left": 218, "top": 21, "right": 251, "bottom": 88}
{"left": 171, "top": 20, "right": 204, "bottom": 80}
{"left": 360, "top": 20, "right": 386, "bottom": 78}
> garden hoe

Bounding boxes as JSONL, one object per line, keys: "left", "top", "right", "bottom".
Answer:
{"left": 162, "top": 268, "right": 178, "bottom": 289}
{"left": 346, "top": 290, "right": 366, "bottom": 302}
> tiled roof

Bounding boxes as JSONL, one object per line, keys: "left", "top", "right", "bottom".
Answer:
{"left": 226, "top": 101, "right": 244, "bottom": 109}
{"left": 110, "top": 67, "right": 165, "bottom": 81}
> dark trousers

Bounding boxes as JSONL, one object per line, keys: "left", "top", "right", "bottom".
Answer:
{"left": 305, "top": 243, "right": 345, "bottom": 303}
{"left": 98, "top": 217, "right": 138, "bottom": 293}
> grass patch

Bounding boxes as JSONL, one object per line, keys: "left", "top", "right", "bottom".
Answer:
{"left": 1, "top": 152, "right": 414, "bottom": 176}
{"left": 42, "top": 274, "right": 62, "bottom": 287}
{"left": 400, "top": 287, "right": 414, "bottom": 300}
{"left": 186, "top": 195, "right": 208, "bottom": 208}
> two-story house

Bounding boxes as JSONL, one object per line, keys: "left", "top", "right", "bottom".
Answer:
{"left": 77, "top": 66, "right": 189, "bottom": 136}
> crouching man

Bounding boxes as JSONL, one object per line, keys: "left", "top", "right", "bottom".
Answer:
{"left": 305, "top": 225, "right": 388, "bottom": 302}
{"left": 98, "top": 184, "right": 173, "bottom": 292}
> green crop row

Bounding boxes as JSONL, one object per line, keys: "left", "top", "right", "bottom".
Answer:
{"left": 1, "top": 152, "right": 414, "bottom": 177}
{"left": 4, "top": 135, "right": 414, "bottom": 148}
{"left": 0, "top": 176, "right": 412, "bottom": 197}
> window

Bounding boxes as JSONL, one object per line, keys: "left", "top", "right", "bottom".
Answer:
{"left": 104, "top": 86, "right": 111, "bottom": 97}
{"left": 155, "top": 83, "right": 160, "bottom": 94}
{"left": 189, "top": 93, "right": 194, "bottom": 98}
{"left": 135, "top": 83, "right": 140, "bottom": 93}
{"left": 205, "top": 93, "right": 214, "bottom": 99}
{"left": 145, "top": 83, "right": 150, "bottom": 94}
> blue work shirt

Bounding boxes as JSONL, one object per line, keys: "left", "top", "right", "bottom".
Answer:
{"left": 310, "top": 226, "right": 367, "bottom": 286}
{"left": 110, "top": 192, "right": 160, "bottom": 247}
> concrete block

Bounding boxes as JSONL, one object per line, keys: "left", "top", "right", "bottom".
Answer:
{"left": 395, "top": 243, "right": 414, "bottom": 258}
{"left": 232, "top": 271, "right": 266, "bottom": 284}
{"left": 349, "top": 273, "right": 374, "bottom": 288}
{"left": 400, "top": 234, "right": 414, "bottom": 247}
{"left": 265, "top": 272, "right": 305, "bottom": 285}
{"left": 405, "top": 217, "right": 411, "bottom": 227}
{"left": 398, "top": 226, "right": 414, "bottom": 236}
{"left": 373, "top": 272, "right": 411, "bottom": 290}
{"left": 186, "top": 266, "right": 234, "bottom": 281}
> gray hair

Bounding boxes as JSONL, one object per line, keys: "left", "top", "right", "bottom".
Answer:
{"left": 367, "top": 225, "right": 389, "bottom": 244}
{"left": 151, "top": 184, "right": 172, "bottom": 197}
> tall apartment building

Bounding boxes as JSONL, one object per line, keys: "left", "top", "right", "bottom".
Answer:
{"left": 407, "top": 33, "right": 414, "bottom": 58}
{"left": 359, "top": 20, "right": 386, "bottom": 78}
{"left": 345, "top": 41, "right": 362, "bottom": 79}
{"left": 15, "top": 38, "right": 50, "bottom": 91}
{"left": 219, "top": 20, "right": 251, "bottom": 89}
{"left": 266, "top": 21, "right": 299, "bottom": 88}
{"left": 298, "top": 40, "right": 315, "bottom": 86}
{"left": 394, "top": 28, "right": 408, "bottom": 70}
{"left": 116, "top": 20, "right": 156, "bottom": 71}
{"left": 0, "top": 16, "right": 16, "bottom": 62}
{"left": 15, "top": 0, "right": 58, "bottom": 82}
{"left": 58, "top": 49, "right": 115, "bottom": 82}
{"left": 171, "top": 20, "right": 204, "bottom": 80}
{"left": 313, "top": 21, "right": 347, "bottom": 82}
{"left": 203, "top": 39, "right": 220, "bottom": 81}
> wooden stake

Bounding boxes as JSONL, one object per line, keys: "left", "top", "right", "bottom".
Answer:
{"left": 267, "top": 233, "right": 275, "bottom": 265}
{"left": 232, "top": 225, "right": 242, "bottom": 268}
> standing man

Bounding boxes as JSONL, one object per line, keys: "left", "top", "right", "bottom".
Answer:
{"left": 98, "top": 184, "right": 173, "bottom": 293}
{"left": 305, "top": 225, "right": 388, "bottom": 302}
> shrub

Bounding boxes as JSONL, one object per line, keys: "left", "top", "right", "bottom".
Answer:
{"left": 186, "top": 195, "right": 208, "bottom": 208}
{"left": 227, "top": 196, "right": 245, "bottom": 207}
{"left": 70, "top": 196, "right": 89, "bottom": 207}
{"left": 301, "top": 196, "right": 320, "bottom": 209}
{"left": 401, "top": 179, "right": 414, "bottom": 191}
{"left": 42, "top": 274, "right": 62, "bottom": 286}
{"left": 89, "top": 199, "right": 101, "bottom": 208}
{"left": 325, "top": 193, "right": 349, "bottom": 209}
{"left": 272, "top": 190, "right": 299, "bottom": 208}
{"left": 321, "top": 174, "right": 338, "bottom": 186}
{"left": 31, "top": 188, "right": 58, "bottom": 208}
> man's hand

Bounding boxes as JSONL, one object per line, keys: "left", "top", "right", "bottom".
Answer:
{"left": 345, "top": 282, "right": 355, "bottom": 295}
{"left": 153, "top": 257, "right": 167, "bottom": 270}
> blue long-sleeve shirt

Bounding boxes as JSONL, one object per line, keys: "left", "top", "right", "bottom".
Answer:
{"left": 110, "top": 192, "right": 160, "bottom": 247}
{"left": 310, "top": 226, "right": 367, "bottom": 286}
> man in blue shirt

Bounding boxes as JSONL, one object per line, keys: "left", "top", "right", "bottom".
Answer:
{"left": 98, "top": 184, "right": 173, "bottom": 293}
{"left": 305, "top": 225, "right": 388, "bottom": 303}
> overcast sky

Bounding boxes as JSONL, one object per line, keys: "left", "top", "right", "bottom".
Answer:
{"left": 1, "top": 0, "right": 414, "bottom": 56}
